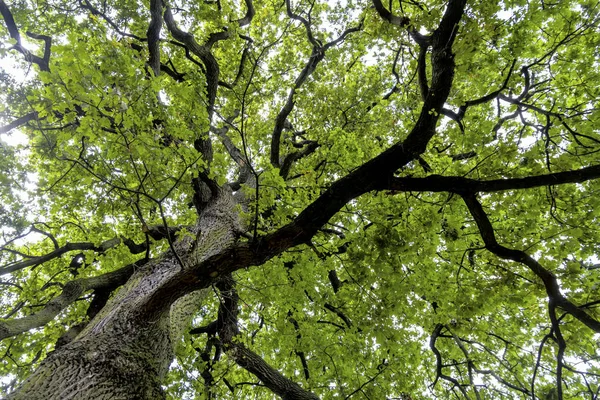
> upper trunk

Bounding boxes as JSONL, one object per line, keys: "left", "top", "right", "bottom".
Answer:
{"left": 8, "top": 190, "right": 242, "bottom": 400}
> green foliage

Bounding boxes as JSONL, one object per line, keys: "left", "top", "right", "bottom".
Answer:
{"left": 1, "top": 0, "right": 600, "bottom": 398}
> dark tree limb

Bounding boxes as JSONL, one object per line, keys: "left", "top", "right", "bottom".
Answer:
{"left": 0, "top": 112, "right": 39, "bottom": 134}
{"left": 461, "top": 193, "right": 600, "bottom": 332}
{"left": 142, "top": 0, "right": 467, "bottom": 314}
{"left": 323, "top": 303, "right": 352, "bottom": 329}
{"left": 371, "top": 0, "right": 430, "bottom": 45}
{"left": 206, "top": 29, "right": 231, "bottom": 49}
{"left": 381, "top": 164, "right": 600, "bottom": 194}
{"left": 287, "top": 312, "right": 310, "bottom": 381}
{"left": 163, "top": 6, "right": 220, "bottom": 117}
{"left": 224, "top": 38, "right": 252, "bottom": 89}
{"left": 147, "top": 0, "right": 163, "bottom": 76}
{"left": 270, "top": 11, "right": 362, "bottom": 168}
{"left": 417, "top": 45, "right": 429, "bottom": 100}
{"left": 429, "top": 324, "right": 470, "bottom": 397}
{"left": 456, "top": 59, "right": 517, "bottom": 120}
{"left": 211, "top": 110, "right": 247, "bottom": 168}
{"left": 0, "top": 0, "right": 51, "bottom": 71}
{"left": 270, "top": 47, "right": 324, "bottom": 168}
{"left": 78, "top": 0, "right": 145, "bottom": 41}
{"left": 280, "top": 140, "right": 319, "bottom": 179}
{"left": 371, "top": 0, "right": 409, "bottom": 27}
{"left": 214, "top": 276, "right": 319, "bottom": 400}
{"left": 285, "top": 0, "right": 320, "bottom": 47}
{"left": 236, "top": 0, "right": 255, "bottom": 27}
{"left": 1, "top": 225, "right": 180, "bottom": 276}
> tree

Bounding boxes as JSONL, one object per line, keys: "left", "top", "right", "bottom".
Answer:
{"left": 1, "top": 0, "right": 600, "bottom": 398}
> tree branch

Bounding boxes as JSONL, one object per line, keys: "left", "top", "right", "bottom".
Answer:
{"left": 143, "top": 0, "right": 467, "bottom": 311}
{"left": 371, "top": 0, "right": 409, "bottom": 27}
{"left": 78, "top": 0, "right": 145, "bottom": 41}
{"left": 1, "top": 225, "right": 180, "bottom": 276}
{"left": 163, "top": 6, "right": 220, "bottom": 117}
{"left": 147, "top": 0, "right": 163, "bottom": 76}
{"left": 280, "top": 140, "right": 319, "bottom": 180}
{"left": 0, "top": 112, "right": 38, "bottom": 134}
{"left": 270, "top": 10, "right": 362, "bottom": 168}
{"left": 0, "top": 261, "right": 139, "bottom": 340}
{"left": 461, "top": 193, "right": 600, "bottom": 332}
{"left": 214, "top": 276, "right": 319, "bottom": 400}
{"left": 381, "top": 165, "right": 600, "bottom": 194}
{"left": 236, "top": 0, "right": 255, "bottom": 27}
{"left": 0, "top": 0, "right": 51, "bottom": 71}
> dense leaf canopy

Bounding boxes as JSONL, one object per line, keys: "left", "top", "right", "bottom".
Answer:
{"left": 1, "top": 0, "right": 600, "bottom": 398}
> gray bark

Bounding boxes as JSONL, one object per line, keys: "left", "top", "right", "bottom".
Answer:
{"left": 8, "top": 190, "right": 241, "bottom": 400}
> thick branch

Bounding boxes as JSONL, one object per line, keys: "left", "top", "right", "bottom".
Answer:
{"left": 228, "top": 344, "right": 319, "bottom": 400}
{"left": 0, "top": 0, "right": 51, "bottom": 71}
{"left": 280, "top": 140, "right": 319, "bottom": 179}
{"left": 456, "top": 59, "right": 516, "bottom": 120}
{"left": 0, "top": 262, "right": 138, "bottom": 340}
{"left": 285, "top": 0, "right": 319, "bottom": 47}
{"left": 270, "top": 16, "right": 362, "bottom": 168}
{"left": 147, "top": 0, "right": 163, "bottom": 76}
{"left": 163, "top": 7, "right": 219, "bottom": 116}
{"left": 143, "top": 0, "right": 466, "bottom": 310}
{"left": 79, "top": 0, "right": 145, "bottom": 41}
{"left": 430, "top": 324, "right": 468, "bottom": 396}
{"left": 0, "top": 112, "right": 38, "bottom": 134}
{"left": 371, "top": 0, "right": 409, "bottom": 27}
{"left": 270, "top": 47, "right": 324, "bottom": 168}
{"left": 417, "top": 45, "right": 429, "bottom": 100}
{"left": 236, "top": 0, "right": 255, "bottom": 27}
{"left": 381, "top": 165, "right": 600, "bottom": 194}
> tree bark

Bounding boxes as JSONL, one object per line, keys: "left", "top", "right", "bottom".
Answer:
{"left": 8, "top": 190, "right": 242, "bottom": 399}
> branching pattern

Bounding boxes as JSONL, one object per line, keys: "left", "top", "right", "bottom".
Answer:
{"left": 1, "top": 0, "right": 600, "bottom": 398}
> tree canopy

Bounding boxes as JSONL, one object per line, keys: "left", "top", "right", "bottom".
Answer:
{"left": 1, "top": 0, "right": 600, "bottom": 398}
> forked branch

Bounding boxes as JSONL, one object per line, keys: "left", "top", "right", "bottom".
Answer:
{"left": 0, "top": 0, "right": 51, "bottom": 71}
{"left": 197, "top": 276, "right": 320, "bottom": 400}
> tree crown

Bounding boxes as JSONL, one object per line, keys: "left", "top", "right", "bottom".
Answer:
{"left": 1, "top": 0, "right": 600, "bottom": 398}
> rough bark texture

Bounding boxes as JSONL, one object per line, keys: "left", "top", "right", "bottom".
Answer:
{"left": 8, "top": 191, "right": 242, "bottom": 399}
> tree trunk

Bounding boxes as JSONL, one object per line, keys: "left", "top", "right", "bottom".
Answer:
{"left": 8, "top": 191, "right": 242, "bottom": 399}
